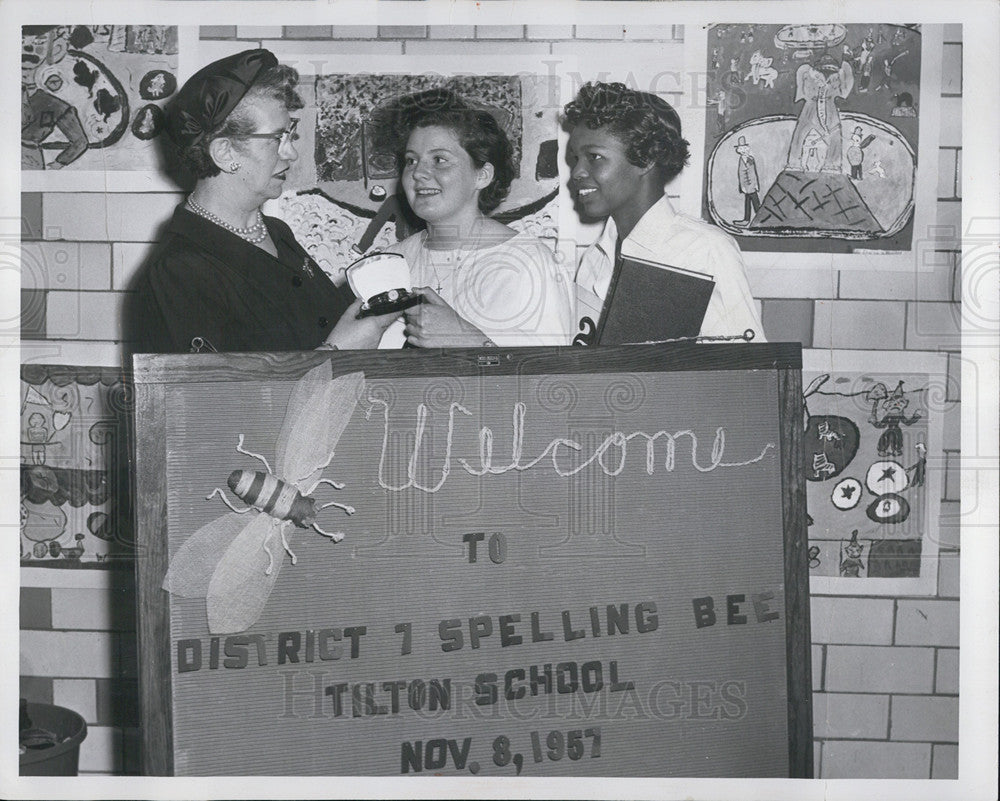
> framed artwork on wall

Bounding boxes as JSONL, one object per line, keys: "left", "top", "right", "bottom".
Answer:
{"left": 20, "top": 24, "right": 189, "bottom": 192}
{"left": 682, "top": 23, "right": 944, "bottom": 274}
{"left": 802, "top": 349, "right": 950, "bottom": 596}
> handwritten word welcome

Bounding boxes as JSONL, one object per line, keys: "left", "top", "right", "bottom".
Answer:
{"left": 366, "top": 399, "right": 775, "bottom": 494}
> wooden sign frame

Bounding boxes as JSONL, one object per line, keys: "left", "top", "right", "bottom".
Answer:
{"left": 132, "top": 343, "right": 810, "bottom": 777}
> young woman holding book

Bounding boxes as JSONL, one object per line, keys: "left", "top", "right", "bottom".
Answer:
{"left": 562, "top": 82, "right": 764, "bottom": 343}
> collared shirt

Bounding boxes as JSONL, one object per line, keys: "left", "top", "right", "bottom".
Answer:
{"left": 575, "top": 195, "right": 765, "bottom": 342}
{"left": 129, "top": 205, "right": 352, "bottom": 354}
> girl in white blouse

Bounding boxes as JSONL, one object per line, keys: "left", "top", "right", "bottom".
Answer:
{"left": 376, "top": 89, "right": 574, "bottom": 348}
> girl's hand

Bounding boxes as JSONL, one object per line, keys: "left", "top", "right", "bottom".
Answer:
{"left": 403, "top": 287, "right": 491, "bottom": 348}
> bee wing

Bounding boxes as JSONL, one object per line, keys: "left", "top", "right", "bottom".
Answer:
{"left": 276, "top": 368, "right": 366, "bottom": 486}
{"left": 206, "top": 513, "right": 283, "bottom": 634}
{"left": 162, "top": 512, "right": 248, "bottom": 598}
{"left": 274, "top": 360, "right": 333, "bottom": 480}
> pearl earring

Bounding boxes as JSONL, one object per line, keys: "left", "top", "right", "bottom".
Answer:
{"left": 230, "top": 162, "right": 241, "bottom": 172}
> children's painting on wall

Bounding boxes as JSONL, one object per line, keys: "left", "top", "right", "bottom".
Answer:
{"left": 802, "top": 351, "right": 949, "bottom": 595}
{"left": 703, "top": 24, "right": 923, "bottom": 253}
{"left": 21, "top": 24, "right": 178, "bottom": 188}
{"left": 19, "top": 366, "right": 134, "bottom": 568}
{"left": 264, "top": 56, "right": 563, "bottom": 284}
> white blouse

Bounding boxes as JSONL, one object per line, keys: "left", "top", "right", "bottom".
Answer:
{"left": 381, "top": 230, "right": 575, "bottom": 348}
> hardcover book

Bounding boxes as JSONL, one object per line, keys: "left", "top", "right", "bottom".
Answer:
{"left": 595, "top": 255, "right": 715, "bottom": 345}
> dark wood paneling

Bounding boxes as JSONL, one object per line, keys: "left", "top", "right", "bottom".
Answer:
{"left": 133, "top": 376, "right": 173, "bottom": 776}
{"left": 134, "top": 343, "right": 802, "bottom": 385}
{"left": 779, "top": 366, "right": 813, "bottom": 778}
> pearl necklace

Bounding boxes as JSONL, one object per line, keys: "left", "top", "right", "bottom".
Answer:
{"left": 186, "top": 196, "right": 268, "bottom": 244}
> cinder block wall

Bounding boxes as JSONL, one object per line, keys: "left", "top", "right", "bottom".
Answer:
{"left": 19, "top": 24, "right": 962, "bottom": 777}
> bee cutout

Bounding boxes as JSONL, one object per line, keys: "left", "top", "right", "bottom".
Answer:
{"left": 162, "top": 365, "right": 365, "bottom": 635}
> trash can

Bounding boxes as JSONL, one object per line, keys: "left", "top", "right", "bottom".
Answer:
{"left": 19, "top": 701, "right": 88, "bottom": 776}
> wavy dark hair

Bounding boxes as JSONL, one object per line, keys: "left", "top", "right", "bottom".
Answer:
{"left": 373, "top": 88, "right": 514, "bottom": 214}
{"left": 178, "top": 64, "right": 304, "bottom": 179}
{"left": 561, "top": 82, "right": 690, "bottom": 184}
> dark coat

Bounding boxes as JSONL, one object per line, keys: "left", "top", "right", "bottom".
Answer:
{"left": 128, "top": 205, "right": 353, "bottom": 354}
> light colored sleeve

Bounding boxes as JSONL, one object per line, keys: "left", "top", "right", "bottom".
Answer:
{"left": 700, "top": 234, "right": 766, "bottom": 343}
{"left": 457, "top": 238, "right": 575, "bottom": 347}
{"left": 382, "top": 232, "right": 421, "bottom": 269}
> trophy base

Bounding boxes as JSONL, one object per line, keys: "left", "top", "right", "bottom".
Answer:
{"left": 356, "top": 289, "right": 423, "bottom": 318}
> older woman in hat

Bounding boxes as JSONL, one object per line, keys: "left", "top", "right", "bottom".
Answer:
{"left": 563, "top": 81, "right": 763, "bottom": 343}
{"left": 130, "top": 49, "right": 396, "bottom": 353}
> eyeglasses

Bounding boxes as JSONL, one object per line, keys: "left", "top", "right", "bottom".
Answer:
{"left": 236, "top": 118, "right": 299, "bottom": 147}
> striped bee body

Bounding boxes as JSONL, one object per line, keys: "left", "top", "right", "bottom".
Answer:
{"left": 227, "top": 470, "right": 317, "bottom": 528}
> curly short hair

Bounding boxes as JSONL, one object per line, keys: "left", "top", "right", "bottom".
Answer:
{"left": 177, "top": 64, "right": 304, "bottom": 179}
{"left": 373, "top": 88, "right": 514, "bottom": 214}
{"left": 561, "top": 82, "right": 690, "bottom": 184}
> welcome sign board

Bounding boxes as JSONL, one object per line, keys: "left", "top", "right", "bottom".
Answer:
{"left": 133, "top": 344, "right": 811, "bottom": 777}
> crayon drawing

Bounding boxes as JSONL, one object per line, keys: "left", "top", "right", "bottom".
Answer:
{"left": 703, "top": 23, "right": 922, "bottom": 252}
{"left": 19, "top": 366, "right": 134, "bottom": 567}
{"left": 21, "top": 24, "right": 178, "bottom": 178}
{"left": 802, "top": 351, "right": 949, "bottom": 595}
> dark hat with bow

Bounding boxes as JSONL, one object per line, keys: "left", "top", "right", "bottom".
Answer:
{"left": 166, "top": 48, "right": 277, "bottom": 149}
